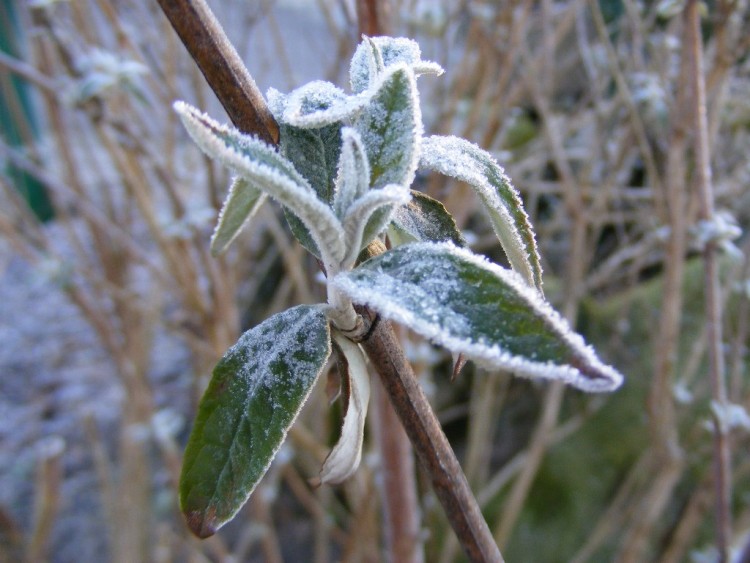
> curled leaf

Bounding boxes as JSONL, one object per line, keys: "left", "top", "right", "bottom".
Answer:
{"left": 333, "top": 128, "right": 371, "bottom": 219}
{"left": 319, "top": 332, "right": 371, "bottom": 485}
{"left": 420, "top": 135, "right": 543, "bottom": 290}
{"left": 350, "top": 36, "right": 444, "bottom": 93}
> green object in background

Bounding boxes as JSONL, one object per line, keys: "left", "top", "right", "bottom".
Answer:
{"left": 1, "top": 0, "right": 54, "bottom": 222}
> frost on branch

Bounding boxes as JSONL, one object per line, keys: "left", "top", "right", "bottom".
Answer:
{"left": 333, "top": 243, "right": 623, "bottom": 392}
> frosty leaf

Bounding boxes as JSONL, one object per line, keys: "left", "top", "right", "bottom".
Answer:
{"left": 420, "top": 135, "right": 543, "bottom": 290}
{"left": 278, "top": 123, "right": 343, "bottom": 258}
{"left": 390, "top": 190, "right": 465, "bottom": 247}
{"left": 332, "top": 243, "right": 622, "bottom": 392}
{"left": 180, "top": 305, "right": 331, "bottom": 538}
{"left": 319, "top": 332, "right": 371, "bottom": 485}
{"left": 350, "top": 36, "right": 444, "bottom": 94}
{"left": 174, "top": 101, "right": 345, "bottom": 266}
{"left": 210, "top": 176, "right": 267, "bottom": 255}
{"left": 282, "top": 80, "right": 370, "bottom": 129}
{"left": 333, "top": 128, "right": 371, "bottom": 219}
{"left": 280, "top": 123, "right": 342, "bottom": 204}
{"left": 356, "top": 64, "right": 421, "bottom": 190}
{"left": 341, "top": 184, "right": 411, "bottom": 268}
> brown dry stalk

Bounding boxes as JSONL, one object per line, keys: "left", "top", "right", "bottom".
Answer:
{"left": 685, "top": 0, "right": 732, "bottom": 558}
{"left": 157, "top": 2, "right": 503, "bottom": 561}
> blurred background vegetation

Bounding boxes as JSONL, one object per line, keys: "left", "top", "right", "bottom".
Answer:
{"left": 0, "top": 0, "right": 748, "bottom": 561}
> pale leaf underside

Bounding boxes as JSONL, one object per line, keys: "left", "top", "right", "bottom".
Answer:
{"left": 210, "top": 176, "right": 267, "bottom": 255}
{"left": 319, "top": 332, "right": 371, "bottom": 484}
{"left": 420, "top": 135, "right": 543, "bottom": 290}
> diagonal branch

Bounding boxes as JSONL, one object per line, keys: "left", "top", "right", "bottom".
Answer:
{"left": 156, "top": 0, "right": 279, "bottom": 145}
{"left": 157, "top": 3, "right": 503, "bottom": 561}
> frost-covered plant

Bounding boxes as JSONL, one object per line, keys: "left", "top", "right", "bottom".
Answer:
{"left": 174, "top": 36, "right": 623, "bottom": 538}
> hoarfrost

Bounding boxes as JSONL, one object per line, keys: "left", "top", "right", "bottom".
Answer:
{"left": 340, "top": 184, "right": 411, "bottom": 268}
{"left": 356, "top": 64, "right": 422, "bottom": 190}
{"left": 174, "top": 101, "right": 346, "bottom": 269}
{"left": 332, "top": 243, "right": 623, "bottom": 392}
{"left": 281, "top": 80, "right": 370, "bottom": 128}
{"left": 349, "top": 36, "right": 444, "bottom": 93}
{"left": 333, "top": 128, "right": 371, "bottom": 219}
{"left": 420, "top": 135, "right": 542, "bottom": 290}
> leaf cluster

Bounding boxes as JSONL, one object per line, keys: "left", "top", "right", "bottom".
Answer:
{"left": 175, "top": 36, "right": 623, "bottom": 537}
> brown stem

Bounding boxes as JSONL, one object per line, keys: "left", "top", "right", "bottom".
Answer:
{"left": 685, "top": 1, "right": 732, "bottom": 559}
{"left": 157, "top": 3, "right": 502, "bottom": 560}
{"left": 360, "top": 318, "right": 503, "bottom": 563}
{"left": 372, "top": 375, "right": 424, "bottom": 563}
{"left": 155, "top": 0, "right": 279, "bottom": 145}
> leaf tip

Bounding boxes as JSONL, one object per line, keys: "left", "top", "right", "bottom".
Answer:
{"left": 185, "top": 509, "right": 219, "bottom": 539}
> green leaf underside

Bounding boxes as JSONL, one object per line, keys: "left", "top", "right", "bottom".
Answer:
{"left": 332, "top": 243, "right": 622, "bottom": 392}
{"left": 210, "top": 177, "right": 266, "bottom": 255}
{"left": 180, "top": 305, "right": 331, "bottom": 538}
{"left": 356, "top": 65, "right": 421, "bottom": 190}
{"left": 390, "top": 190, "right": 465, "bottom": 246}
{"left": 420, "top": 135, "right": 543, "bottom": 290}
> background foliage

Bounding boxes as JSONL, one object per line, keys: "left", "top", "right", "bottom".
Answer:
{"left": 0, "top": 0, "right": 748, "bottom": 561}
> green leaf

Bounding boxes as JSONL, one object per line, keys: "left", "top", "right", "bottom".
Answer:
{"left": 210, "top": 176, "right": 267, "bottom": 256}
{"left": 420, "top": 135, "right": 543, "bottom": 290}
{"left": 332, "top": 243, "right": 622, "bottom": 392}
{"left": 279, "top": 123, "right": 342, "bottom": 258}
{"left": 180, "top": 305, "right": 332, "bottom": 538}
{"left": 355, "top": 64, "right": 421, "bottom": 190}
{"left": 280, "top": 123, "right": 341, "bottom": 204}
{"left": 389, "top": 190, "right": 465, "bottom": 247}
{"left": 174, "top": 101, "right": 345, "bottom": 267}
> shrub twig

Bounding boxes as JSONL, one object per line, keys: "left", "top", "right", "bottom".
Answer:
{"left": 157, "top": 2, "right": 503, "bottom": 561}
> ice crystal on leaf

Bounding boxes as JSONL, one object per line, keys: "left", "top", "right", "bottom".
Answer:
{"left": 332, "top": 243, "right": 623, "bottom": 392}
{"left": 175, "top": 35, "right": 623, "bottom": 541}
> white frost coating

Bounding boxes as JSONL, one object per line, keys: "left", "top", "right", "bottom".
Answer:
{"left": 356, "top": 63, "right": 422, "bottom": 190}
{"left": 350, "top": 36, "right": 444, "bottom": 93}
{"left": 174, "top": 101, "right": 346, "bottom": 268}
{"left": 333, "top": 128, "right": 371, "bottom": 219}
{"left": 210, "top": 176, "right": 268, "bottom": 255}
{"left": 331, "top": 242, "right": 623, "bottom": 392}
{"left": 319, "top": 332, "right": 371, "bottom": 484}
{"left": 186, "top": 305, "right": 331, "bottom": 532}
{"left": 420, "top": 135, "right": 542, "bottom": 291}
{"left": 282, "top": 80, "right": 371, "bottom": 129}
{"left": 340, "top": 184, "right": 412, "bottom": 269}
